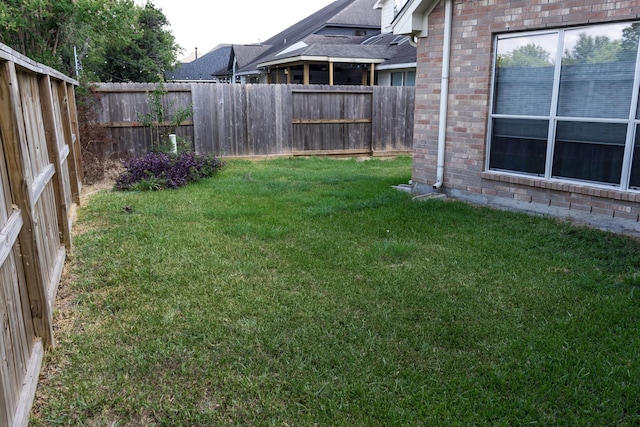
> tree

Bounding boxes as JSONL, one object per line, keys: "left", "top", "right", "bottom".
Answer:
{"left": 96, "top": 2, "right": 180, "bottom": 82}
{"left": 563, "top": 33, "right": 620, "bottom": 64}
{"left": 619, "top": 23, "right": 640, "bottom": 62}
{"left": 498, "top": 43, "right": 553, "bottom": 68}
{"left": 72, "top": 0, "right": 142, "bottom": 79}
{"left": 0, "top": 0, "right": 180, "bottom": 82}
{"left": 0, "top": 0, "right": 76, "bottom": 73}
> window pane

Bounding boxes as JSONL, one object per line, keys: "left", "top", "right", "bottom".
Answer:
{"left": 494, "top": 33, "right": 557, "bottom": 116}
{"left": 391, "top": 72, "right": 403, "bottom": 86}
{"left": 559, "top": 23, "right": 639, "bottom": 119}
{"left": 406, "top": 71, "right": 416, "bottom": 86}
{"left": 552, "top": 121, "right": 626, "bottom": 184}
{"left": 631, "top": 125, "right": 640, "bottom": 189}
{"left": 489, "top": 118, "right": 548, "bottom": 175}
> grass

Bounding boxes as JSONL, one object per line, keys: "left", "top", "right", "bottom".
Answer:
{"left": 32, "top": 156, "right": 640, "bottom": 426}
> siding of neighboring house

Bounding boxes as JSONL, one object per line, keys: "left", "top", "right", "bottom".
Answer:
{"left": 412, "top": 0, "right": 640, "bottom": 235}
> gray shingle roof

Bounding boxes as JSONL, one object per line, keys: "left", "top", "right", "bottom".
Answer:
{"left": 166, "top": 45, "right": 232, "bottom": 81}
{"left": 366, "top": 33, "right": 416, "bottom": 66}
{"left": 270, "top": 44, "right": 390, "bottom": 62}
{"left": 168, "top": 0, "right": 416, "bottom": 81}
{"left": 239, "top": 0, "right": 381, "bottom": 74}
{"left": 327, "top": 0, "right": 380, "bottom": 25}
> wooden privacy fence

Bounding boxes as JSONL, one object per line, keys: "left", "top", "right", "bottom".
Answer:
{"left": 0, "top": 44, "right": 82, "bottom": 426}
{"left": 93, "top": 83, "right": 414, "bottom": 157}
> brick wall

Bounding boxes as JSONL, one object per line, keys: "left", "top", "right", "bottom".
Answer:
{"left": 413, "top": 0, "right": 640, "bottom": 234}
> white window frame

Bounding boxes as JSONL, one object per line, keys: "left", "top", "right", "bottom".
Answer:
{"left": 486, "top": 23, "right": 640, "bottom": 192}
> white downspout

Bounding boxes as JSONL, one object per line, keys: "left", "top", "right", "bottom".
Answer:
{"left": 433, "top": 0, "right": 453, "bottom": 189}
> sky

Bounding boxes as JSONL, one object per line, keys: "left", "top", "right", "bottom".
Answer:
{"left": 145, "top": 0, "right": 337, "bottom": 60}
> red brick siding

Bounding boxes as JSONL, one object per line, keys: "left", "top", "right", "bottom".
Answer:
{"left": 413, "top": 0, "right": 640, "bottom": 224}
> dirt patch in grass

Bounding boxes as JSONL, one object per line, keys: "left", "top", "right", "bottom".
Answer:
{"left": 80, "top": 160, "right": 122, "bottom": 204}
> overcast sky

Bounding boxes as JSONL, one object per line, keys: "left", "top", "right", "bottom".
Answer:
{"left": 146, "top": 0, "right": 337, "bottom": 59}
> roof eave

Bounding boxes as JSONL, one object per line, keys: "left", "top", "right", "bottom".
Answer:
{"left": 258, "top": 55, "right": 387, "bottom": 68}
{"left": 391, "top": 0, "right": 440, "bottom": 37}
{"left": 376, "top": 61, "right": 417, "bottom": 71}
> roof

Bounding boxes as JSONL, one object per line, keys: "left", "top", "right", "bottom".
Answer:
{"left": 366, "top": 33, "right": 416, "bottom": 67}
{"left": 257, "top": 32, "right": 416, "bottom": 71}
{"left": 258, "top": 44, "right": 390, "bottom": 68}
{"left": 238, "top": 0, "right": 382, "bottom": 74}
{"left": 325, "top": 0, "right": 380, "bottom": 26}
{"left": 166, "top": 45, "right": 233, "bottom": 81}
{"left": 169, "top": 0, "right": 416, "bottom": 81}
{"left": 232, "top": 44, "right": 271, "bottom": 69}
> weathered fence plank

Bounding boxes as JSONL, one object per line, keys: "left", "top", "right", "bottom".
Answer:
{"left": 291, "top": 87, "right": 373, "bottom": 153}
{"left": 372, "top": 86, "right": 415, "bottom": 152}
{"left": 95, "top": 83, "right": 413, "bottom": 158}
{"left": 63, "top": 83, "right": 84, "bottom": 204}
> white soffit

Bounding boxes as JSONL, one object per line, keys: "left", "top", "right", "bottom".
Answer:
{"left": 392, "top": 0, "right": 439, "bottom": 38}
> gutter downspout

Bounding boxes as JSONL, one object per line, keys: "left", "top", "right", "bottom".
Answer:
{"left": 433, "top": 0, "right": 453, "bottom": 190}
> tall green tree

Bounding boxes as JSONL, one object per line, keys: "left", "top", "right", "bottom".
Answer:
{"left": 619, "top": 23, "right": 640, "bottom": 62}
{"left": 0, "top": 0, "right": 76, "bottom": 73}
{"left": 0, "top": 0, "right": 180, "bottom": 82}
{"left": 498, "top": 43, "right": 553, "bottom": 68}
{"left": 563, "top": 33, "right": 621, "bottom": 64}
{"left": 97, "top": 2, "right": 180, "bottom": 82}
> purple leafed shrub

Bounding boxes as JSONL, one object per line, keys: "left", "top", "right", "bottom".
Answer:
{"left": 115, "top": 152, "right": 225, "bottom": 191}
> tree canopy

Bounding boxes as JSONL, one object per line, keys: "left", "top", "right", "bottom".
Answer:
{"left": 563, "top": 26, "right": 640, "bottom": 64}
{"left": 498, "top": 43, "right": 553, "bottom": 68}
{"left": 0, "top": 0, "right": 181, "bottom": 82}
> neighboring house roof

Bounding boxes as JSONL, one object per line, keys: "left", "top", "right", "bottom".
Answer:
{"left": 238, "top": 0, "right": 382, "bottom": 75}
{"left": 169, "top": 0, "right": 417, "bottom": 81}
{"left": 325, "top": 0, "right": 381, "bottom": 26}
{"left": 367, "top": 33, "right": 416, "bottom": 68}
{"left": 166, "top": 45, "right": 233, "bottom": 81}
{"left": 257, "top": 43, "right": 390, "bottom": 68}
{"left": 231, "top": 44, "right": 271, "bottom": 70}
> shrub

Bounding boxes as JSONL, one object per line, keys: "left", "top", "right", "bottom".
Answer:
{"left": 77, "top": 82, "right": 118, "bottom": 185}
{"left": 115, "top": 152, "right": 224, "bottom": 191}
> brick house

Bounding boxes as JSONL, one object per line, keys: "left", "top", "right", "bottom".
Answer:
{"left": 392, "top": 0, "right": 640, "bottom": 235}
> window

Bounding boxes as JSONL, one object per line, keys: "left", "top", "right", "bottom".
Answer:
{"left": 391, "top": 71, "right": 416, "bottom": 87}
{"left": 488, "top": 22, "right": 640, "bottom": 190}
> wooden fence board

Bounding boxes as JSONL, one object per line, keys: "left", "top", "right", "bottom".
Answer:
{"left": 0, "top": 62, "right": 53, "bottom": 346}
{"left": 291, "top": 88, "right": 373, "bottom": 153}
{"left": 40, "top": 77, "right": 72, "bottom": 249}
{"left": 372, "top": 86, "right": 415, "bottom": 152}
{"left": 64, "top": 83, "right": 83, "bottom": 202}
{"left": 192, "top": 83, "right": 214, "bottom": 155}
{"left": 96, "top": 83, "right": 413, "bottom": 158}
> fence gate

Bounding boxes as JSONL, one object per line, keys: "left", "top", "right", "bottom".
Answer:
{"left": 291, "top": 88, "right": 374, "bottom": 155}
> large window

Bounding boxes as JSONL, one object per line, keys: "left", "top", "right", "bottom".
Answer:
{"left": 488, "top": 22, "right": 640, "bottom": 190}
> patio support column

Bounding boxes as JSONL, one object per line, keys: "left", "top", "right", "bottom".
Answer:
{"left": 286, "top": 67, "right": 291, "bottom": 84}
{"left": 329, "top": 61, "right": 334, "bottom": 86}
{"left": 369, "top": 63, "right": 375, "bottom": 86}
{"left": 303, "top": 63, "right": 310, "bottom": 85}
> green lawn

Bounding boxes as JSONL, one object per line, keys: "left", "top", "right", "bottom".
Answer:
{"left": 33, "top": 156, "right": 640, "bottom": 426}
